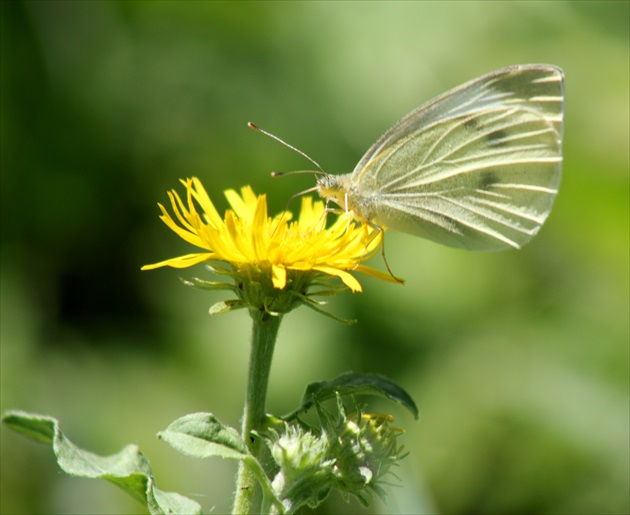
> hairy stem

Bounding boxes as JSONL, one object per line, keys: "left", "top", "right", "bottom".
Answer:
{"left": 232, "top": 312, "right": 281, "bottom": 514}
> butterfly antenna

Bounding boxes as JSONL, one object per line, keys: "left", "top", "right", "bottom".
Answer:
{"left": 248, "top": 121, "right": 331, "bottom": 235}
{"left": 248, "top": 122, "right": 327, "bottom": 176}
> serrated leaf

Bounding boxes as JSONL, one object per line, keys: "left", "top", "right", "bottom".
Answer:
{"left": 2, "top": 410, "right": 202, "bottom": 515}
{"left": 285, "top": 372, "right": 419, "bottom": 420}
{"left": 158, "top": 412, "right": 248, "bottom": 460}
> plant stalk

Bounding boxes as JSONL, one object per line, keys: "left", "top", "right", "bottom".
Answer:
{"left": 232, "top": 312, "right": 281, "bottom": 514}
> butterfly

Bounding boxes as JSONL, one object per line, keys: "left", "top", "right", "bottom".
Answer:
{"left": 251, "top": 64, "right": 564, "bottom": 253}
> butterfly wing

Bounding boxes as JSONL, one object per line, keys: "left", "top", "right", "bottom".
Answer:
{"left": 351, "top": 64, "right": 564, "bottom": 251}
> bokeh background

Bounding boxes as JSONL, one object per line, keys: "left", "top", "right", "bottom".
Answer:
{"left": 1, "top": 1, "right": 628, "bottom": 514}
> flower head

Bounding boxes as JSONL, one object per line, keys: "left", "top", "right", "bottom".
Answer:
{"left": 142, "top": 178, "right": 398, "bottom": 316}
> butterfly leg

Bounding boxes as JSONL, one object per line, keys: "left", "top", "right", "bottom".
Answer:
{"left": 377, "top": 228, "right": 405, "bottom": 284}
{"left": 355, "top": 222, "right": 405, "bottom": 284}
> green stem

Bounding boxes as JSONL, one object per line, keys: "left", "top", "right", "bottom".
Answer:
{"left": 232, "top": 312, "right": 282, "bottom": 514}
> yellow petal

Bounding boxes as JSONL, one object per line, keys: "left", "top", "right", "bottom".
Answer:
{"left": 272, "top": 265, "right": 287, "bottom": 289}
{"left": 189, "top": 177, "right": 223, "bottom": 227}
{"left": 141, "top": 252, "right": 215, "bottom": 270}
{"left": 314, "top": 266, "right": 363, "bottom": 292}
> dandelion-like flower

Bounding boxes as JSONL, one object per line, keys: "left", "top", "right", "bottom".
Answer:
{"left": 143, "top": 178, "right": 397, "bottom": 316}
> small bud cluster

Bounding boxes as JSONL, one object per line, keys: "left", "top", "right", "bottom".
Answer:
{"left": 330, "top": 412, "right": 404, "bottom": 504}
{"left": 266, "top": 399, "right": 405, "bottom": 513}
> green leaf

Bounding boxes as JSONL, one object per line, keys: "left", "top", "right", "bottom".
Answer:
{"left": 158, "top": 412, "right": 248, "bottom": 460}
{"left": 1, "top": 410, "right": 202, "bottom": 515}
{"left": 159, "top": 413, "right": 285, "bottom": 513}
{"left": 285, "top": 372, "right": 419, "bottom": 420}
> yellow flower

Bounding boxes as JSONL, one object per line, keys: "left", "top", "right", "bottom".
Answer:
{"left": 142, "top": 178, "right": 397, "bottom": 294}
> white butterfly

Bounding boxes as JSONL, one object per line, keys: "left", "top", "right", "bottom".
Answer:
{"left": 254, "top": 64, "right": 564, "bottom": 252}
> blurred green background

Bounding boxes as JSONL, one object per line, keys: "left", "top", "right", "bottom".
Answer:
{"left": 1, "top": 1, "right": 628, "bottom": 514}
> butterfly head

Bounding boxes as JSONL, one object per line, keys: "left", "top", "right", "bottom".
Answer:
{"left": 316, "top": 174, "right": 354, "bottom": 210}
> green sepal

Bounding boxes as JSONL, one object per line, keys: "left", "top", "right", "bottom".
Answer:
{"left": 262, "top": 297, "right": 283, "bottom": 317}
{"left": 209, "top": 299, "right": 246, "bottom": 315}
{"left": 307, "top": 288, "right": 349, "bottom": 297}
{"left": 284, "top": 372, "right": 419, "bottom": 420}
{"left": 296, "top": 293, "right": 357, "bottom": 325}
{"left": 305, "top": 278, "right": 349, "bottom": 297}
{"left": 204, "top": 262, "right": 235, "bottom": 275}
{"left": 1, "top": 410, "right": 202, "bottom": 515}
{"left": 180, "top": 276, "right": 237, "bottom": 292}
{"left": 159, "top": 412, "right": 284, "bottom": 513}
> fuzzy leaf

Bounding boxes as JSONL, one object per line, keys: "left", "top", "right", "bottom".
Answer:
{"left": 158, "top": 412, "right": 248, "bottom": 460}
{"left": 2, "top": 410, "right": 202, "bottom": 515}
{"left": 286, "top": 372, "right": 419, "bottom": 420}
{"left": 160, "top": 413, "right": 285, "bottom": 513}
